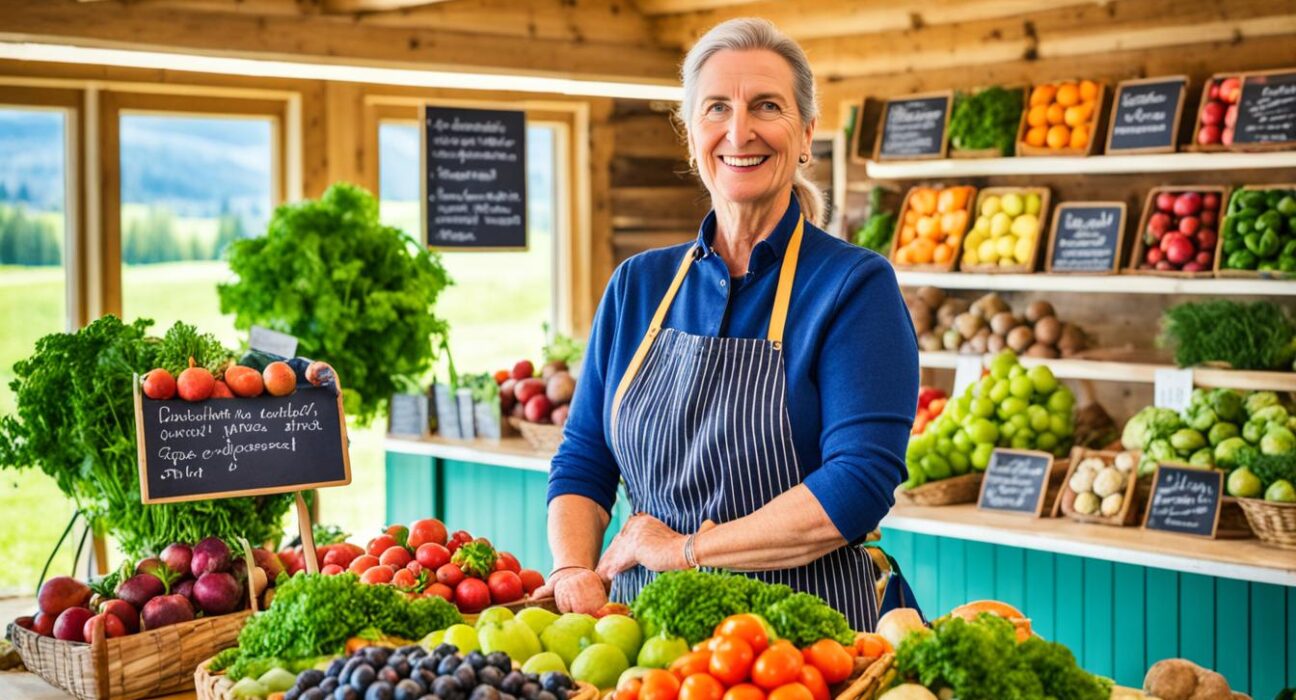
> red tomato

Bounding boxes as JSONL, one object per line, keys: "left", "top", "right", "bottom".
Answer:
{"left": 424, "top": 582, "right": 454, "bottom": 601}
{"left": 670, "top": 651, "right": 713, "bottom": 680}
{"left": 416, "top": 543, "right": 452, "bottom": 570}
{"left": 379, "top": 545, "right": 413, "bottom": 568}
{"left": 715, "top": 614, "right": 770, "bottom": 655}
{"left": 767, "top": 684, "right": 813, "bottom": 700}
{"left": 854, "top": 634, "right": 892, "bottom": 659}
{"left": 797, "top": 666, "right": 828, "bottom": 700}
{"left": 454, "top": 578, "right": 491, "bottom": 613}
{"left": 708, "top": 635, "right": 755, "bottom": 686}
{"left": 494, "top": 551, "right": 522, "bottom": 573}
{"left": 493, "top": 369, "right": 511, "bottom": 384}
{"left": 366, "top": 535, "right": 398, "bottom": 558}
{"left": 360, "top": 566, "right": 394, "bottom": 584}
{"left": 392, "top": 568, "right": 417, "bottom": 589}
{"left": 751, "top": 645, "right": 803, "bottom": 690}
{"left": 348, "top": 554, "right": 379, "bottom": 574}
{"left": 408, "top": 518, "right": 448, "bottom": 549}
{"left": 385, "top": 524, "right": 410, "bottom": 544}
{"left": 802, "top": 640, "right": 852, "bottom": 685}
{"left": 487, "top": 570, "right": 524, "bottom": 604}
{"left": 722, "top": 684, "right": 765, "bottom": 700}
{"left": 437, "top": 563, "right": 465, "bottom": 587}
{"left": 518, "top": 569, "right": 545, "bottom": 594}
{"left": 679, "top": 674, "right": 724, "bottom": 700}
{"left": 406, "top": 561, "right": 423, "bottom": 575}
{"left": 692, "top": 637, "right": 723, "bottom": 653}
{"left": 615, "top": 679, "right": 642, "bottom": 700}
{"left": 322, "top": 543, "right": 362, "bottom": 570}
{"left": 640, "top": 670, "right": 682, "bottom": 700}
{"left": 320, "top": 564, "right": 344, "bottom": 576}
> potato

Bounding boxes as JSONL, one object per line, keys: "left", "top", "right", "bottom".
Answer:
{"left": 1069, "top": 468, "right": 1096, "bottom": 494}
{"left": 1058, "top": 322, "right": 1087, "bottom": 356}
{"left": 916, "top": 286, "right": 946, "bottom": 309}
{"left": 942, "top": 328, "right": 962, "bottom": 351}
{"left": 919, "top": 332, "right": 944, "bottom": 352}
{"left": 1093, "top": 467, "right": 1125, "bottom": 498}
{"left": 1101, "top": 492, "right": 1124, "bottom": 517}
{"left": 908, "top": 298, "right": 933, "bottom": 335}
{"left": 1025, "top": 300, "right": 1055, "bottom": 324}
{"left": 955, "top": 312, "right": 985, "bottom": 339}
{"left": 1034, "top": 316, "right": 1062, "bottom": 345}
{"left": 1024, "top": 342, "right": 1058, "bottom": 359}
{"left": 987, "top": 333, "right": 1006, "bottom": 354}
{"left": 989, "top": 311, "right": 1018, "bottom": 336}
{"left": 1074, "top": 491, "right": 1100, "bottom": 515}
{"left": 1007, "top": 325, "right": 1034, "bottom": 353}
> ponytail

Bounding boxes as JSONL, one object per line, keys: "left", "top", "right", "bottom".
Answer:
{"left": 792, "top": 166, "right": 824, "bottom": 228}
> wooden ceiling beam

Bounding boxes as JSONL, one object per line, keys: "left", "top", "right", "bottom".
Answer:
{"left": 634, "top": 0, "right": 760, "bottom": 16}
{"left": 320, "top": 0, "right": 453, "bottom": 13}
{"left": 72, "top": 0, "right": 319, "bottom": 16}
{"left": 353, "top": 0, "right": 654, "bottom": 45}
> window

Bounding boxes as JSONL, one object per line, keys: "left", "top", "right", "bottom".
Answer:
{"left": 118, "top": 113, "right": 275, "bottom": 347}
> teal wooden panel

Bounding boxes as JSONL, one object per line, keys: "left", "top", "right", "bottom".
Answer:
{"left": 993, "top": 546, "right": 1025, "bottom": 613}
{"left": 1113, "top": 564, "right": 1146, "bottom": 688}
{"left": 385, "top": 452, "right": 437, "bottom": 526}
{"left": 1082, "top": 559, "right": 1114, "bottom": 677}
{"left": 1178, "top": 574, "right": 1215, "bottom": 670}
{"left": 1215, "top": 578, "right": 1249, "bottom": 695}
{"left": 965, "top": 542, "right": 996, "bottom": 602}
{"left": 912, "top": 535, "right": 939, "bottom": 615}
{"left": 1054, "top": 555, "right": 1085, "bottom": 658}
{"left": 1024, "top": 550, "right": 1056, "bottom": 640}
{"left": 937, "top": 538, "right": 967, "bottom": 613}
{"left": 1145, "top": 568, "right": 1179, "bottom": 665}
{"left": 1251, "top": 583, "right": 1287, "bottom": 700}
{"left": 1289, "top": 585, "right": 1296, "bottom": 690}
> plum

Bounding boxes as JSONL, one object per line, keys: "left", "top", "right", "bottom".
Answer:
{"left": 38, "top": 576, "right": 91, "bottom": 616}
{"left": 141, "top": 595, "right": 195, "bottom": 630}
{"left": 53, "top": 607, "right": 94, "bottom": 642}
{"left": 160, "top": 542, "right": 193, "bottom": 576}
{"left": 193, "top": 572, "right": 243, "bottom": 615}
{"left": 99, "top": 598, "right": 140, "bottom": 634}
{"left": 192, "top": 537, "right": 232, "bottom": 576}
{"left": 116, "top": 573, "right": 165, "bottom": 610}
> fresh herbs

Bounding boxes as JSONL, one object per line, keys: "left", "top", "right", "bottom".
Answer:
{"left": 219, "top": 184, "right": 451, "bottom": 424}
{"left": 1160, "top": 300, "right": 1296, "bottom": 371}
{"left": 949, "top": 86, "right": 1024, "bottom": 156}
{"left": 542, "top": 322, "right": 584, "bottom": 366}
{"left": 852, "top": 186, "right": 898, "bottom": 254}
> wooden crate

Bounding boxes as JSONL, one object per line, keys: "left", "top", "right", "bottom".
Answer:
{"left": 1214, "top": 68, "right": 1296, "bottom": 154}
{"left": 1056, "top": 448, "right": 1141, "bottom": 526}
{"left": 1016, "top": 80, "right": 1109, "bottom": 157}
{"left": 1214, "top": 183, "right": 1296, "bottom": 279}
{"left": 1126, "top": 185, "right": 1230, "bottom": 278}
{"left": 888, "top": 184, "right": 976, "bottom": 273}
{"left": 959, "top": 186, "right": 1051, "bottom": 274}
{"left": 897, "top": 472, "right": 982, "bottom": 506}
{"left": 949, "top": 85, "right": 1027, "bottom": 159}
{"left": 1188, "top": 72, "right": 1238, "bottom": 153}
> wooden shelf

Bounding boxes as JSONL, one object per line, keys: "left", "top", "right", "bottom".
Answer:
{"left": 894, "top": 270, "right": 1296, "bottom": 295}
{"left": 385, "top": 434, "right": 551, "bottom": 472}
{"left": 859, "top": 150, "right": 1296, "bottom": 181}
{"left": 919, "top": 351, "right": 1296, "bottom": 391}
{"left": 881, "top": 502, "right": 1296, "bottom": 587}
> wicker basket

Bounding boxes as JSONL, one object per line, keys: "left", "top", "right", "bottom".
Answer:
{"left": 10, "top": 609, "right": 250, "bottom": 700}
{"left": 1237, "top": 498, "right": 1296, "bottom": 550}
{"left": 510, "top": 417, "right": 565, "bottom": 452}
{"left": 897, "top": 472, "right": 983, "bottom": 506}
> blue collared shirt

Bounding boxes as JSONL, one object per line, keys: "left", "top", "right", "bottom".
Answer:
{"left": 547, "top": 197, "right": 918, "bottom": 542}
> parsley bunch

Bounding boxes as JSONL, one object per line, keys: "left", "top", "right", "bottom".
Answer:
{"left": 949, "top": 86, "right": 1024, "bottom": 156}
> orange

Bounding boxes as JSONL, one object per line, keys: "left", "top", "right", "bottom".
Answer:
{"left": 1029, "top": 84, "right": 1056, "bottom": 107}
{"left": 894, "top": 247, "right": 913, "bottom": 265}
{"left": 767, "top": 684, "right": 814, "bottom": 700}
{"left": 915, "top": 216, "right": 939, "bottom": 240}
{"left": 1064, "top": 103, "right": 1092, "bottom": 128}
{"left": 1046, "top": 103, "right": 1065, "bottom": 125}
{"left": 946, "top": 186, "right": 971, "bottom": 211}
{"left": 933, "top": 242, "right": 953, "bottom": 264}
{"left": 1079, "top": 79, "right": 1099, "bottom": 102}
{"left": 854, "top": 633, "right": 894, "bottom": 659}
{"left": 679, "top": 675, "right": 725, "bottom": 700}
{"left": 899, "top": 225, "right": 916, "bottom": 246}
{"left": 910, "top": 188, "right": 937, "bottom": 216}
{"left": 1055, "top": 83, "right": 1079, "bottom": 107}
{"left": 671, "top": 651, "right": 714, "bottom": 680}
{"left": 1046, "top": 124, "right": 1071, "bottom": 150}
{"left": 936, "top": 188, "right": 957, "bottom": 213}
{"left": 909, "top": 237, "right": 936, "bottom": 264}
{"left": 1026, "top": 104, "right": 1048, "bottom": 128}
{"left": 903, "top": 208, "right": 919, "bottom": 225}
{"left": 950, "top": 600, "right": 1026, "bottom": 620}
{"left": 1070, "top": 124, "right": 1090, "bottom": 149}
{"left": 708, "top": 636, "right": 755, "bottom": 687}
{"left": 1025, "top": 125, "right": 1048, "bottom": 147}
{"left": 722, "top": 685, "right": 765, "bottom": 700}
{"left": 940, "top": 210, "right": 968, "bottom": 236}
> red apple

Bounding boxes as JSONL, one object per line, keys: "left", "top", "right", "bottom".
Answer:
{"left": 510, "top": 360, "right": 534, "bottom": 381}
{"left": 514, "top": 378, "right": 545, "bottom": 404}
{"left": 1155, "top": 192, "right": 1176, "bottom": 212}
{"left": 1195, "top": 250, "right": 1214, "bottom": 266}
{"left": 1220, "top": 77, "right": 1241, "bottom": 104}
{"left": 1178, "top": 216, "right": 1200, "bottom": 236}
{"left": 1155, "top": 260, "right": 1176, "bottom": 271}
{"left": 1145, "top": 246, "right": 1165, "bottom": 266}
{"left": 1160, "top": 232, "right": 1180, "bottom": 253}
{"left": 1147, "top": 212, "right": 1172, "bottom": 237}
{"left": 1208, "top": 82, "right": 1220, "bottom": 100}
{"left": 1165, "top": 234, "right": 1197, "bottom": 265}
{"left": 1182, "top": 262, "right": 1207, "bottom": 272}
{"left": 1225, "top": 104, "right": 1238, "bottom": 128}
{"left": 1173, "top": 192, "right": 1202, "bottom": 217}
{"left": 1222, "top": 127, "right": 1235, "bottom": 146}
{"left": 525, "top": 395, "right": 553, "bottom": 423}
{"left": 1200, "top": 100, "right": 1225, "bottom": 126}
{"left": 1198, "top": 124, "right": 1221, "bottom": 145}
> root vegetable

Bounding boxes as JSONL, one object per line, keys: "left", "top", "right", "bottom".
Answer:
{"left": 942, "top": 328, "right": 962, "bottom": 351}
{"left": 919, "top": 332, "right": 944, "bottom": 352}
{"left": 1093, "top": 468, "right": 1125, "bottom": 498}
{"left": 53, "top": 607, "right": 94, "bottom": 642}
{"left": 987, "top": 334, "right": 1006, "bottom": 354}
{"left": 1100, "top": 492, "right": 1124, "bottom": 517}
{"left": 989, "top": 311, "right": 1017, "bottom": 336}
{"left": 1034, "top": 316, "right": 1062, "bottom": 346}
{"left": 1006, "top": 326, "right": 1034, "bottom": 353}
{"left": 954, "top": 312, "right": 984, "bottom": 339}
{"left": 916, "top": 286, "right": 946, "bottom": 309}
{"left": 1114, "top": 452, "right": 1136, "bottom": 473}
{"left": 192, "top": 537, "right": 232, "bottom": 577}
{"left": 193, "top": 572, "right": 242, "bottom": 615}
{"left": 545, "top": 371, "right": 576, "bottom": 405}
{"left": 971, "top": 292, "right": 1009, "bottom": 319}
{"left": 1025, "top": 300, "right": 1056, "bottom": 323}
{"left": 116, "top": 573, "right": 165, "bottom": 610}
{"left": 261, "top": 361, "right": 296, "bottom": 397}
{"left": 1069, "top": 469, "right": 1096, "bottom": 494}
{"left": 1057, "top": 323, "right": 1086, "bottom": 356}
{"left": 1074, "top": 492, "right": 1100, "bottom": 515}
{"left": 1024, "top": 343, "right": 1058, "bottom": 359}
{"left": 140, "top": 594, "right": 195, "bottom": 630}
{"left": 908, "top": 299, "right": 933, "bottom": 335}
{"left": 38, "top": 576, "right": 92, "bottom": 616}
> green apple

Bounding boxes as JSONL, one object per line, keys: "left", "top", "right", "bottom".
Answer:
{"left": 1227, "top": 467, "right": 1263, "bottom": 498}
{"left": 476, "top": 606, "right": 516, "bottom": 630}
{"left": 522, "top": 651, "right": 568, "bottom": 675}
{"left": 517, "top": 607, "right": 561, "bottom": 637}
{"left": 637, "top": 633, "right": 690, "bottom": 669}
{"left": 444, "top": 623, "right": 481, "bottom": 654}
{"left": 571, "top": 643, "right": 629, "bottom": 690}
{"left": 479, "top": 619, "right": 542, "bottom": 664}
{"left": 541, "top": 613, "right": 598, "bottom": 666}
{"left": 421, "top": 629, "right": 446, "bottom": 650}
{"left": 594, "top": 615, "right": 643, "bottom": 663}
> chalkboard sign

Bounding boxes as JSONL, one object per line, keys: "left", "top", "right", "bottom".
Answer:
{"left": 134, "top": 383, "right": 351, "bottom": 504}
{"left": 875, "top": 92, "right": 951, "bottom": 161}
{"left": 1142, "top": 464, "right": 1223, "bottom": 538}
{"left": 1106, "top": 76, "right": 1186, "bottom": 153}
{"left": 388, "top": 393, "right": 430, "bottom": 437}
{"left": 1045, "top": 202, "right": 1126, "bottom": 274}
{"left": 978, "top": 449, "right": 1054, "bottom": 516}
{"left": 1234, "top": 70, "right": 1296, "bottom": 148}
{"left": 421, "top": 106, "right": 527, "bottom": 249}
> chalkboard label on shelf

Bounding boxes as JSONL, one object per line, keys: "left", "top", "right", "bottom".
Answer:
{"left": 876, "top": 92, "right": 951, "bottom": 161}
{"left": 422, "top": 106, "right": 527, "bottom": 249}
{"left": 1106, "top": 76, "right": 1186, "bottom": 153}
{"left": 1046, "top": 202, "right": 1126, "bottom": 274}
{"left": 388, "top": 393, "right": 430, "bottom": 437}
{"left": 1143, "top": 464, "right": 1222, "bottom": 538}
{"left": 249, "top": 325, "right": 298, "bottom": 359}
{"left": 978, "top": 449, "right": 1054, "bottom": 516}
{"left": 1234, "top": 71, "right": 1296, "bottom": 147}
{"left": 134, "top": 383, "right": 351, "bottom": 504}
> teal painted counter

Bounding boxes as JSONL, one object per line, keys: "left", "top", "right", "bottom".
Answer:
{"left": 386, "top": 437, "right": 1295, "bottom": 698}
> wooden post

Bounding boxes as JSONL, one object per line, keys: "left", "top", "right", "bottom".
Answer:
{"left": 295, "top": 492, "right": 319, "bottom": 575}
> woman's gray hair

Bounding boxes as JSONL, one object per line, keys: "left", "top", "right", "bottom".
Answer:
{"left": 679, "top": 18, "right": 824, "bottom": 226}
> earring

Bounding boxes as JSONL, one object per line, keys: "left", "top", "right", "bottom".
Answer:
{"left": 688, "top": 156, "right": 696, "bottom": 170}
{"left": 798, "top": 153, "right": 809, "bottom": 164}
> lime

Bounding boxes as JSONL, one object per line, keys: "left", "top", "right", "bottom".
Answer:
{"left": 971, "top": 443, "right": 995, "bottom": 470}
{"left": 968, "top": 418, "right": 999, "bottom": 445}
{"left": 1027, "top": 365, "right": 1058, "bottom": 394}
{"left": 936, "top": 437, "right": 955, "bottom": 456}
{"left": 523, "top": 652, "right": 569, "bottom": 675}
{"left": 1009, "top": 365, "right": 1026, "bottom": 379}
{"left": 976, "top": 376, "right": 996, "bottom": 398}
{"left": 999, "top": 396, "right": 1028, "bottom": 418}
{"left": 571, "top": 643, "right": 630, "bottom": 691}
{"left": 1036, "top": 432, "right": 1059, "bottom": 451}
{"left": 989, "top": 379, "right": 1011, "bottom": 404}
{"left": 1009, "top": 413, "right": 1030, "bottom": 429}
{"left": 637, "top": 634, "right": 690, "bottom": 669}
{"left": 421, "top": 629, "right": 446, "bottom": 649}
{"left": 1011, "top": 434, "right": 1033, "bottom": 449}
{"left": 1226, "top": 467, "right": 1263, "bottom": 498}
{"left": 971, "top": 397, "right": 996, "bottom": 419}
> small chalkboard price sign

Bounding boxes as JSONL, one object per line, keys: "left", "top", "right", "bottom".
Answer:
{"left": 1046, "top": 202, "right": 1127, "bottom": 274}
{"left": 1142, "top": 464, "right": 1223, "bottom": 538}
{"left": 1105, "top": 76, "right": 1187, "bottom": 154}
{"left": 421, "top": 106, "right": 528, "bottom": 249}
{"left": 1233, "top": 70, "right": 1296, "bottom": 149}
{"left": 388, "top": 392, "right": 430, "bottom": 438}
{"left": 133, "top": 382, "right": 351, "bottom": 504}
{"left": 978, "top": 449, "right": 1054, "bottom": 517}
{"left": 875, "top": 91, "right": 952, "bottom": 161}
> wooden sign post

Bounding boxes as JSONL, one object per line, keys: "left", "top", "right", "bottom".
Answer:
{"left": 1045, "top": 202, "right": 1127, "bottom": 274}
{"left": 977, "top": 449, "right": 1054, "bottom": 517}
{"left": 874, "top": 91, "right": 952, "bottom": 161}
{"left": 1105, "top": 76, "right": 1187, "bottom": 154}
{"left": 1142, "top": 464, "right": 1223, "bottom": 538}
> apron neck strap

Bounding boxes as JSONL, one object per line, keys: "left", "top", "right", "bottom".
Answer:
{"left": 766, "top": 215, "right": 804, "bottom": 346}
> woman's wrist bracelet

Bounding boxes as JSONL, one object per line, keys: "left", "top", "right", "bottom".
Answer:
{"left": 547, "top": 564, "right": 593, "bottom": 579}
{"left": 683, "top": 532, "right": 700, "bottom": 569}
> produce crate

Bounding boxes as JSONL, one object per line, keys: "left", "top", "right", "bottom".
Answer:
{"left": 897, "top": 472, "right": 982, "bottom": 506}
{"left": 1192, "top": 68, "right": 1296, "bottom": 153}
{"left": 1188, "top": 72, "right": 1237, "bottom": 153}
{"left": 1236, "top": 498, "right": 1296, "bottom": 550}
{"left": 510, "top": 417, "right": 564, "bottom": 452}
{"left": 1214, "top": 184, "right": 1296, "bottom": 279}
{"left": 958, "top": 186, "right": 1051, "bottom": 274}
{"left": 10, "top": 609, "right": 251, "bottom": 700}
{"left": 1016, "top": 80, "right": 1109, "bottom": 157}
{"left": 1056, "top": 448, "right": 1141, "bottom": 526}
{"left": 948, "top": 85, "right": 1027, "bottom": 159}
{"left": 1126, "top": 185, "right": 1230, "bottom": 278}
{"left": 888, "top": 185, "right": 977, "bottom": 273}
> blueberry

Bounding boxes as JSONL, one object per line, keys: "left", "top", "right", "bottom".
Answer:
{"left": 320, "top": 678, "right": 340, "bottom": 694}
{"left": 300, "top": 689, "right": 326, "bottom": 700}
{"left": 327, "top": 659, "right": 347, "bottom": 678}
{"left": 470, "top": 685, "right": 502, "bottom": 700}
{"left": 520, "top": 682, "right": 540, "bottom": 700}
{"left": 486, "top": 653, "right": 511, "bottom": 672}
{"left": 350, "top": 664, "right": 377, "bottom": 692}
{"left": 524, "top": 674, "right": 540, "bottom": 685}
{"left": 536, "top": 691, "right": 557, "bottom": 700}
{"left": 477, "top": 666, "right": 504, "bottom": 688}
{"left": 366, "top": 647, "right": 393, "bottom": 668}
{"left": 285, "top": 688, "right": 302, "bottom": 700}
{"left": 419, "top": 657, "right": 442, "bottom": 674}
{"left": 464, "top": 651, "right": 488, "bottom": 670}
{"left": 437, "top": 655, "right": 463, "bottom": 676}
{"left": 454, "top": 665, "right": 477, "bottom": 688}
{"left": 416, "top": 668, "right": 439, "bottom": 687}
{"left": 501, "top": 671, "right": 526, "bottom": 695}
{"left": 299, "top": 670, "right": 327, "bottom": 689}
{"left": 365, "top": 681, "right": 395, "bottom": 700}
{"left": 434, "top": 643, "right": 459, "bottom": 657}
{"left": 396, "top": 679, "right": 428, "bottom": 700}
{"left": 539, "top": 673, "right": 571, "bottom": 694}
{"left": 379, "top": 667, "right": 402, "bottom": 685}
{"left": 335, "top": 687, "right": 360, "bottom": 700}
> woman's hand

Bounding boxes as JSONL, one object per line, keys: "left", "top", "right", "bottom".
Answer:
{"left": 595, "top": 513, "right": 688, "bottom": 580}
{"left": 532, "top": 567, "right": 608, "bottom": 615}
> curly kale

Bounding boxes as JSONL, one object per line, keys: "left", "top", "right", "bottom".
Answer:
{"left": 949, "top": 86, "right": 1024, "bottom": 156}
{"left": 1018, "top": 636, "right": 1112, "bottom": 700}
{"left": 893, "top": 615, "right": 1040, "bottom": 700}
{"left": 760, "top": 592, "right": 854, "bottom": 647}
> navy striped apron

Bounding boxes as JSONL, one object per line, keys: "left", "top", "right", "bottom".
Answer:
{"left": 607, "top": 216, "right": 881, "bottom": 631}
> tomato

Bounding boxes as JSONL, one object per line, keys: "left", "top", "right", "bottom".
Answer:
{"left": 437, "top": 563, "right": 465, "bottom": 587}
{"left": 802, "top": 640, "right": 852, "bottom": 684}
{"left": 640, "top": 669, "right": 681, "bottom": 700}
{"left": 615, "top": 678, "right": 643, "bottom": 700}
{"left": 692, "top": 637, "right": 723, "bottom": 652}
{"left": 416, "top": 543, "right": 452, "bottom": 570}
{"left": 494, "top": 369, "right": 511, "bottom": 384}
{"left": 715, "top": 614, "right": 770, "bottom": 655}
{"left": 320, "top": 564, "right": 344, "bottom": 575}
{"left": 360, "top": 566, "right": 394, "bottom": 584}
{"left": 670, "top": 651, "right": 713, "bottom": 680}
{"left": 494, "top": 551, "right": 522, "bottom": 573}
{"left": 797, "top": 666, "right": 829, "bottom": 700}
{"left": 487, "top": 570, "right": 524, "bottom": 604}
{"left": 348, "top": 554, "right": 379, "bottom": 574}
{"left": 518, "top": 569, "right": 546, "bottom": 594}
{"left": 751, "top": 644, "right": 803, "bottom": 690}
{"left": 424, "top": 582, "right": 454, "bottom": 601}
{"left": 405, "top": 561, "right": 423, "bottom": 575}
{"left": 722, "top": 684, "right": 765, "bottom": 700}
{"left": 854, "top": 633, "right": 892, "bottom": 659}
{"left": 385, "top": 524, "right": 410, "bottom": 546}
{"left": 392, "top": 568, "right": 417, "bottom": 589}
{"left": 322, "top": 543, "right": 363, "bottom": 569}
{"left": 454, "top": 577, "right": 491, "bottom": 613}
{"left": 678, "top": 674, "right": 724, "bottom": 700}
{"left": 379, "top": 545, "right": 413, "bottom": 568}
{"left": 767, "top": 683, "right": 813, "bottom": 700}
{"left": 708, "top": 635, "right": 755, "bottom": 686}
{"left": 408, "top": 518, "right": 448, "bottom": 549}
{"left": 366, "top": 535, "right": 398, "bottom": 558}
